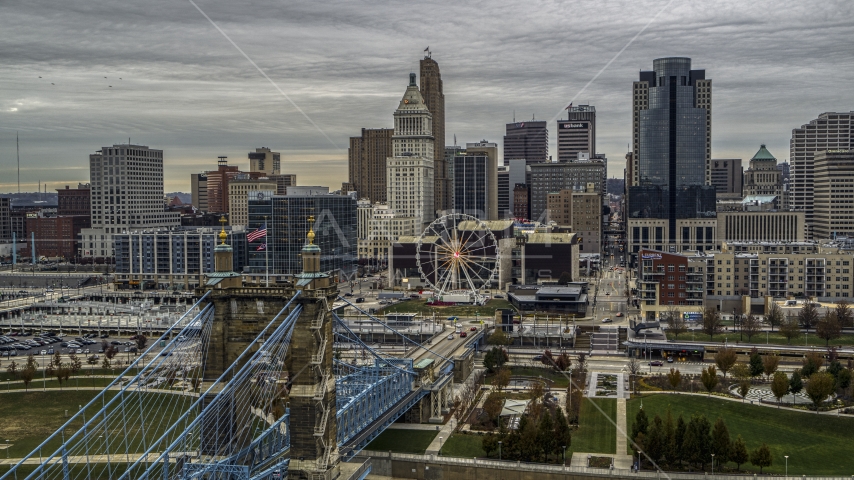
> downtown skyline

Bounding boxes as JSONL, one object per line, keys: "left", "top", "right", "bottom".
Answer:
{"left": 1, "top": 0, "right": 853, "bottom": 193}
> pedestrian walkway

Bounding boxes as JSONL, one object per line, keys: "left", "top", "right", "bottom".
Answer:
{"left": 425, "top": 418, "right": 456, "bottom": 455}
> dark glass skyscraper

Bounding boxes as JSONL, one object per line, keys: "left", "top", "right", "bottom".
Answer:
{"left": 628, "top": 57, "right": 716, "bottom": 243}
{"left": 503, "top": 121, "right": 548, "bottom": 165}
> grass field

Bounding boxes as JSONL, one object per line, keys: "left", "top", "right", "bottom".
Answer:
{"left": 364, "top": 428, "right": 438, "bottom": 454}
{"left": 378, "top": 299, "right": 516, "bottom": 317}
{"left": 626, "top": 394, "right": 854, "bottom": 475}
{"left": 666, "top": 331, "right": 854, "bottom": 348}
{"left": 0, "top": 376, "right": 115, "bottom": 391}
{"left": 0, "top": 390, "right": 196, "bottom": 461}
{"left": 442, "top": 433, "right": 485, "bottom": 457}
{"left": 569, "top": 398, "right": 616, "bottom": 455}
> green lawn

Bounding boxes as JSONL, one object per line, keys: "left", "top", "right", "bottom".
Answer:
{"left": 667, "top": 331, "right": 854, "bottom": 348}
{"left": 570, "top": 398, "right": 616, "bottom": 455}
{"left": 626, "top": 394, "right": 854, "bottom": 475}
{"left": 1, "top": 376, "right": 115, "bottom": 391}
{"left": 0, "top": 390, "right": 197, "bottom": 460}
{"left": 378, "top": 299, "right": 516, "bottom": 317}
{"left": 364, "top": 428, "right": 438, "bottom": 454}
{"left": 442, "top": 433, "right": 486, "bottom": 458}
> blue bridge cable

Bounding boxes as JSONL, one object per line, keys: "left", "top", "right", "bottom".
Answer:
{"left": 124, "top": 294, "right": 302, "bottom": 479}
{"left": 0, "top": 291, "right": 213, "bottom": 480}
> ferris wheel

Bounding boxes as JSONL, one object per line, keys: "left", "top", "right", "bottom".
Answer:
{"left": 416, "top": 213, "right": 499, "bottom": 299}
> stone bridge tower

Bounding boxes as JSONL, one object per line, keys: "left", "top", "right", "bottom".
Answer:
{"left": 288, "top": 216, "right": 340, "bottom": 480}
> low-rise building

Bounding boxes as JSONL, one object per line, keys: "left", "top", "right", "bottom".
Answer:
{"left": 635, "top": 249, "right": 705, "bottom": 321}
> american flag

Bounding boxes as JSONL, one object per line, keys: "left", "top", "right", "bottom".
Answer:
{"left": 247, "top": 222, "right": 267, "bottom": 242}
{"left": 256, "top": 243, "right": 266, "bottom": 251}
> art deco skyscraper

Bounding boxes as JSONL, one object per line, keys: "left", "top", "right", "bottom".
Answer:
{"left": 420, "top": 55, "right": 449, "bottom": 215}
{"left": 386, "top": 73, "right": 434, "bottom": 233}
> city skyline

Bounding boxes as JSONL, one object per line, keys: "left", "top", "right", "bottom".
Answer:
{"left": 2, "top": 0, "right": 854, "bottom": 193}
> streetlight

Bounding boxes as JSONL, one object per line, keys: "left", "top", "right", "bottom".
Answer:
{"left": 5, "top": 439, "right": 9, "bottom": 458}
{"left": 711, "top": 453, "right": 715, "bottom": 474}
{"left": 785, "top": 455, "right": 789, "bottom": 480}
{"left": 562, "top": 445, "right": 567, "bottom": 466}
{"left": 438, "top": 436, "right": 442, "bottom": 456}
{"left": 498, "top": 440, "right": 502, "bottom": 460}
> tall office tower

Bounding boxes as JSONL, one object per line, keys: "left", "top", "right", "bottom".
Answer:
{"left": 557, "top": 104, "right": 596, "bottom": 162}
{"left": 812, "top": 150, "right": 854, "bottom": 240}
{"left": 546, "top": 185, "right": 602, "bottom": 254}
{"left": 497, "top": 166, "right": 509, "bottom": 218}
{"left": 513, "top": 184, "right": 529, "bottom": 220}
{"left": 528, "top": 160, "right": 606, "bottom": 221}
{"left": 386, "top": 73, "right": 435, "bottom": 233}
{"left": 463, "top": 141, "right": 499, "bottom": 219}
{"left": 348, "top": 128, "right": 393, "bottom": 203}
{"left": 709, "top": 158, "right": 743, "bottom": 196}
{"left": 790, "top": 112, "right": 854, "bottom": 236}
{"left": 453, "top": 152, "right": 498, "bottom": 220}
{"left": 628, "top": 57, "right": 716, "bottom": 246}
{"left": 80, "top": 144, "right": 179, "bottom": 258}
{"left": 191, "top": 173, "right": 208, "bottom": 211}
{"left": 248, "top": 147, "right": 281, "bottom": 175}
{"left": 504, "top": 121, "right": 548, "bottom": 165}
{"left": 743, "top": 145, "right": 786, "bottom": 209}
{"left": 420, "top": 55, "right": 449, "bottom": 215}
{"left": 444, "top": 146, "right": 464, "bottom": 209}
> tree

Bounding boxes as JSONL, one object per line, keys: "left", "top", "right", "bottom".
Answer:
{"left": 789, "top": 371, "right": 803, "bottom": 405}
{"left": 737, "top": 381, "right": 750, "bottom": 401}
{"left": 835, "top": 300, "right": 853, "bottom": 328}
{"left": 673, "top": 414, "right": 687, "bottom": 466}
{"left": 20, "top": 354, "right": 37, "bottom": 392}
{"left": 101, "top": 356, "right": 111, "bottom": 370}
{"left": 644, "top": 415, "right": 665, "bottom": 465}
{"left": 554, "top": 408, "right": 571, "bottom": 457}
{"left": 484, "top": 347, "right": 509, "bottom": 372}
{"left": 493, "top": 367, "right": 511, "bottom": 392}
{"left": 701, "top": 366, "right": 718, "bottom": 395}
{"left": 779, "top": 315, "right": 801, "bottom": 344}
{"left": 86, "top": 356, "right": 98, "bottom": 368}
{"left": 664, "top": 306, "right": 687, "bottom": 340}
{"left": 771, "top": 371, "right": 789, "bottom": 406}
{"left": 558, "top": 271, "right": 573, "bottom": 285}
{"left": 750, "top": 443, "right": 772, "bottom": 473}
{"left": 51, "top": 350, "right": 63, "bottom": 374}
{"left": 481, "top": 433, "right": 499, "bottom": 457}
{"left": 801, "top": 350, "right": 824, "bottom": 377}
{"left": 731, "top": 363, "right": 750, "bottom": 382}
{"left": 730, "top": 435, "right": 749, "bottom": 471}
{"left": 762, "top": 354, "right": 781, "bottom": 381}
{"left": 805, "top": 372, "right": 835, "bottom": 412}
{"left": 482, "top": 392, "right": 503, "bottom": 426}
{"left": 741, "top": 313, "right": 762, "bottom": 343}
{"left": 837, "top": 368, "right": 852, "bottom": 396}
{"left": 666, "top": 368, "right": 682, "bottom": 390}
{"left": 105, "top": 346, "right": 118, "bottom": 361}
{"left": 749, "top": 348, "right": 764, "bottom": 380}
{"left": 711, "top": 418, "right": 730, "bottom": 464}
{"left": 798, "top": 302, "right": 820, "bottom": 332}
{"left": 576, "top": 352, "right": 588, "bottom": 372}
{"left": 487, "top": 329, "right": 512, "bottom": 346}
{"left": 631, "top": 408, "right": 649, "bottom": 449}
{"left": 663, "top": 408, "right": 676, "bottom": 466}
{"left": 714, "top": 348, "right": 737, "bottom": 381}
{"left": 816, "top": 313, "right": 842, "bottom": 346}
{"left": 537, "top": 411, "right": 555, "bottom": 462}
{"left": 6, "top": 360, "right": 18, "bottom": 379}
{"left": 683, "top": 415, "right": 712, "bottom": 469}
{"left": 702, "top": 307, "right": 723, "bottom": 340}
{"left": 765, "top": 303, "right": 784, "bottom": 332}
{"left": 554, "top": 352, "right": 571, "bottom": 371}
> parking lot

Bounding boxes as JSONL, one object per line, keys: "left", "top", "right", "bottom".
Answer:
{"left": 0, "top": 331, "right": 162, "bottom": 365}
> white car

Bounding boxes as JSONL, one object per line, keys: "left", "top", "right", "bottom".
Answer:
{"left": 446, "top": 334, "right": 455, "bottom": 341}
{"left": 601, "top": 318, "right": 613, "bottom": 323}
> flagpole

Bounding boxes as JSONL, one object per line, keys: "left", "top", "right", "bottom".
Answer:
{"left": 264, "top": 215, "right": 269, "bottom": 287}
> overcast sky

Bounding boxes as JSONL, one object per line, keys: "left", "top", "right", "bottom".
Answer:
{"left": 1, "top": 0, "right": 853, "bottom": 193}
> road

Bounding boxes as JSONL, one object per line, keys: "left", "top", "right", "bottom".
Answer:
{"left": 591, "top": 269, "right": 630, "bottom": 326}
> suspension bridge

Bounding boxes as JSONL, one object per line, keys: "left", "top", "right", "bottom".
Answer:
{"left": 0, "top": 220, "right": 479, "bottom": 480}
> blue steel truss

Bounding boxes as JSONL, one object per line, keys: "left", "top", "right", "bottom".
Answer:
{"left": 5, "top": 291, "right": 460, "bottom": 479}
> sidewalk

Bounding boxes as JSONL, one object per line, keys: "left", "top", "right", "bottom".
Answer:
{"left": 425, "top": 418, "right": 456, "bottom": 455}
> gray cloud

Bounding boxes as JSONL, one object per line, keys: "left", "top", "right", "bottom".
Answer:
{"left": 1, "top": 0, "right": 853, "bottom": 192}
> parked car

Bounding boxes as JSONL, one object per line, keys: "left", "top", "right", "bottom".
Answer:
{"left": 100, "top": 334, "right": 109, "bottom": 339}
{"left": 40, "top": 349, "right": 47, "bottom": 355}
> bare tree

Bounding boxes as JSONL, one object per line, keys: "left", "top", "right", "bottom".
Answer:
{"left": 835, "top": 300, "right": 853, "bottom": 328}
{"left": 664, "top": 305, "right": 687, "bottom": 340}
{"left": 765, "top": 303, "right": 784, "bottom": 332}
{"left": 816, "top": 313, "right": 842, "bottom": 347}
{"left": 741, "top": 313, "right": 762, "bottom": 343}
{"left": 798, "top": 302, "right": 820, "bottom": 332}
{"left": 702, "top": 307, "right": 723, "bottom": 340}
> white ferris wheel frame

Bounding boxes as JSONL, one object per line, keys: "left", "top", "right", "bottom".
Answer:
{"left": 415, "top": 213, "right": 500, "bottom": 298}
